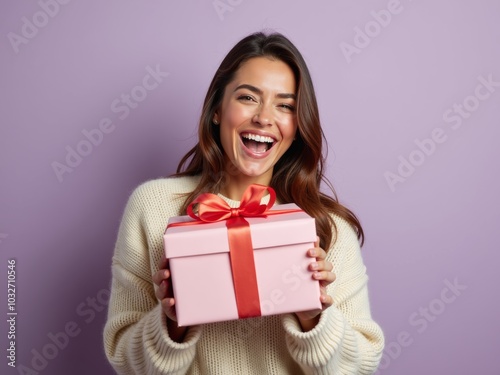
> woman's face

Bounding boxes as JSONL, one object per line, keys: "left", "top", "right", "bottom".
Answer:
{"left": 215, "top": 56, "right": 298, "bottom": 186}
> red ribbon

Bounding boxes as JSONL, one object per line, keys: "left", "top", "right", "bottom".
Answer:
{"left": 186, "top": 184, "right": 275, "bottom": 319}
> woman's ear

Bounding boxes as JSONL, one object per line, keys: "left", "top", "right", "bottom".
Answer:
{"left": 213, "top": 112, "right": 220, "bottom": 125}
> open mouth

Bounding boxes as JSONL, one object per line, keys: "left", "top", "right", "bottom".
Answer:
{"left": 241, "top": 132, "right": 276, "bottom": 154}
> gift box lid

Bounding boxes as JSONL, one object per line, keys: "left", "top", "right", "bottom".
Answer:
{"left": 164, "top": 203, "right": 317, "bottom": 259}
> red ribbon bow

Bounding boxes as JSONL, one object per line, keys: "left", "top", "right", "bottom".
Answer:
{"left": 187, "top": 184, "right": 276, "bottom": 222}
{"left": 185, "top": 184, "right": 276, "bottom": 319}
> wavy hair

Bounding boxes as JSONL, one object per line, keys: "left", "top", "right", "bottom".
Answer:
{"left": 174, "top": 32, "right": 364, "bottom": 250}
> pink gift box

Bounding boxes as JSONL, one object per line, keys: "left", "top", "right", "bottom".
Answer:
{"left": 164, "top": 203, "right": 321, "bottom": 327}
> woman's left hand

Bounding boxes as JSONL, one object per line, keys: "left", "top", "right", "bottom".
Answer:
{"left": 295, "top": 237, "right": 336, "bottom": 331}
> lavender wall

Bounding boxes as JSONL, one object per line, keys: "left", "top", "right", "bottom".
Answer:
{"left": 1, "top": 1, "right": 499, "bottom": 374}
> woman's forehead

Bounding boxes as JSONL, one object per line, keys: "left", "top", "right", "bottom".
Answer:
{"left": 228, "top": 57, "right": 296, "bottom": 94}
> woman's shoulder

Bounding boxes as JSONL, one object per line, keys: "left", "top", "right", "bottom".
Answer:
{"left": 132, "top": 175, "right": 201, "bottom": 197}
{"left": 124, "top": 175, "right": 201, "bottom": 213}
{"left": 330, "top": 213, "right": 361, "bottom": 250}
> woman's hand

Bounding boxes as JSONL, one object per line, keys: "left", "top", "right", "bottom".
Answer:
{"left": 295, "top": 238, "right": 336, "bottom": 331}
{"left": 153, "top": 256, "right": 187, "bottom": 342}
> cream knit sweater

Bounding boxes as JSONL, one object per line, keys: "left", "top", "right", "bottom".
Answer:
{"left": 103, "top": 176, "right": 384, "bottom": 374}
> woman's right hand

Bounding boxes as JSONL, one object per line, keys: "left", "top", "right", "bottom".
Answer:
{"left": 153, "top": 256, "right": 187, "bottom": 342}
{"left": 153, "top": 256, "right": 178, "bottom": 321}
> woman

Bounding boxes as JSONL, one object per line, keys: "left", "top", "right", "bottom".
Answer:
{"left": 104, "top": 32, "right": 384, "bottom": 374}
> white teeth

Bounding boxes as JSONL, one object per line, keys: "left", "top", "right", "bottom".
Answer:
{"left": 242, "top": 133, "right": 274, "bottom": 143}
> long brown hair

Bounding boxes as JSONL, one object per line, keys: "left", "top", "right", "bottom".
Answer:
{"left": 174, "top": 32, "right": 364, "bottom": 250}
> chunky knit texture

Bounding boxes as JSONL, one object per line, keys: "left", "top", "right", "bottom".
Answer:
{"left": 103, "top": 176, "right": 384, "bottom": 374}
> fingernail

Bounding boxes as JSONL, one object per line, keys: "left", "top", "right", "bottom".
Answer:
{"left": 309, "top": 249, "right": 316, "bottom": 257}
{"left": 311, "top": 262, "right": 318, "bottom": 270}
{"left": 314, "top": 272, "right": 321, "bottom": 279}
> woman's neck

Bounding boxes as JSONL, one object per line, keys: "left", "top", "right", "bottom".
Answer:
{"left": 220, "top": 174, "right": 272, "bottom": 201}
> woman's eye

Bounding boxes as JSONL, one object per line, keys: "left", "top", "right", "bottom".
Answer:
{"left": 279, "top": 103, "right": 295, "bottom": 112}
{"left": 238, "top": 95, "right": 255, "bottom": 102}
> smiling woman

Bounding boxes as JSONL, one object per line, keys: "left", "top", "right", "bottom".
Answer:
{"left": 103, "top": 31, "right": 385, "bottom": 374}
{"left": 214, "top": 56, "right": 298, "bottom": 197}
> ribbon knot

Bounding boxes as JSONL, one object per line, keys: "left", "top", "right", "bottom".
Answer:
{"left": 186, "top": 184, "right": 276, "bottom": 222}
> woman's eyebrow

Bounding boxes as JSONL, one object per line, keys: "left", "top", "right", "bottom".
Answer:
{"left": 234, "top": 84, "right": 296, "bottom": 100}
{"left": 276, "top": 92, "right": 296, "bottom": 100}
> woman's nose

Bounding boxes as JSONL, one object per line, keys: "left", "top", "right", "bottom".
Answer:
{"left": 252, "top": 104, "right": 273, "bottom": 126}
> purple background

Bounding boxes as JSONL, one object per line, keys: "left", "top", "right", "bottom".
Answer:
{"left": 1, "top": 1, "right": 499, "bottom": 374}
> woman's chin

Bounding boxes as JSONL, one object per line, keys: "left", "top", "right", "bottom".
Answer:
{"left": 228, "top": 162, "right": 273, "bottom": 181}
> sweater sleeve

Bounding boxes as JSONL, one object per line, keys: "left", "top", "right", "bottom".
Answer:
{"left": 282, "top": 216, "right": 384, "bottom": 374}
{"left": 103, "top": 184, "right": 203, "bottom": 375}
